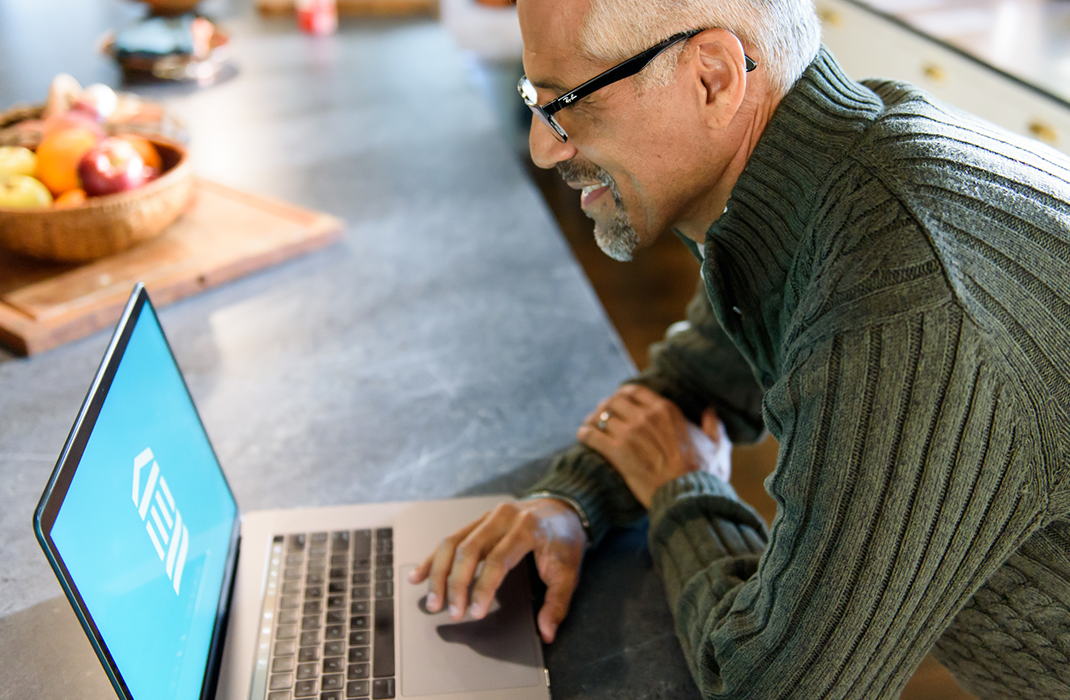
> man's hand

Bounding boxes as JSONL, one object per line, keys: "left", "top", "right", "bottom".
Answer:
{"left": 577, "top": 384, "right": 731, "bottom": 508}
{"left": 407, "top": 497, "right": 586, "bottom": 643}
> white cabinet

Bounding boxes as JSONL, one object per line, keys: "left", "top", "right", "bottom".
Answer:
{"left": 817, "top": 0, "right": 1070, "bottom": 155}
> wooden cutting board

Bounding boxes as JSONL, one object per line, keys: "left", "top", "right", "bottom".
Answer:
{"left": 0, "top": 178, "right": 343, "bottom": 356}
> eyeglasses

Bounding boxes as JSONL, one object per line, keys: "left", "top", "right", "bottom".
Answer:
{"left": 518, "top": 29, "right": 757, "bottom": 143}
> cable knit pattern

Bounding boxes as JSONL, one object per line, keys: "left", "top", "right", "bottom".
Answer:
{"left": 529, "top": 46, "right": 1070, "bottom": 698}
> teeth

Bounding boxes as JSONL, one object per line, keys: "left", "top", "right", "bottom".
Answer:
{"left": 581, "top": 182, "right": 607, "bottom": 196}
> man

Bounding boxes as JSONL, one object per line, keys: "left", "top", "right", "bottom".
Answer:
{"left": 411, "top": 0, "right": 1070, "bottom": 697}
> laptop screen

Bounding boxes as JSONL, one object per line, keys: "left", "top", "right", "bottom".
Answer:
{"left": 44, "top": 293, "right": 238, "bottom": 700}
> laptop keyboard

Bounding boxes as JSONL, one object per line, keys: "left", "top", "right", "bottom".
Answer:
{"left": 253, "top": 529, "right": 396, "bottom": 700}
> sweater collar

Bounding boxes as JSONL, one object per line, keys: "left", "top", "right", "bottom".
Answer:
{"left": 699, "top": 47, "right": 884, "bottom": 380}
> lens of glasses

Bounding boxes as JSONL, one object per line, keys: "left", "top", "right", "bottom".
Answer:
{"left": 518, "top": 76, "right": 568, "bottom": 143}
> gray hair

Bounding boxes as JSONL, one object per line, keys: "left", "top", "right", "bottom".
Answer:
{"left": 579, "top": 0, "right": 821, "bottom": 96}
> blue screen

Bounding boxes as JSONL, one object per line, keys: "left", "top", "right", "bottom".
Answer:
{"left": 51, "top": 304, "right": 238, "bottom": 700}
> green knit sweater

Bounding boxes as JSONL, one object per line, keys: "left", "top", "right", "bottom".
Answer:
{"left": 527, "top": 48, "right": 1070, "bottom": 699}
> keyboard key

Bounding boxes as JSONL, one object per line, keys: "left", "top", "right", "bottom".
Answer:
{"left": 307, "top": 572, "right": 325, "bottom": 586}
{"left": 350, "top": 615, "right": 370, "bottom": 630}
{"left": 332, "top": 531, "right": 350, "bottom": 549}
{"left": 373, "top": 598, "right": 394, "bottom": 677}
{"left": 302, "top": 615, "right": 322, "bottom": 630}
{"left": 268, "top": 692, "right": 291, "bottom": 700}
{"left": 282, "top": 581, "right": 302, "bottom": 595}
{"left": 310, "top": 545, "right": 329, "bottom": 558}
{"left": 274, "top": 640, "right": 296, "bottom": 656}
{"left": 269, "top": 673, "right": 293, "bottom": 690}
{"left": 328, "top": 581, "right": 347, "bottom": 594}
{"left": 326, "top": 610, "right": 346, "bottom": 624}
{"left": 324, "top": 640, "right": 346, "bottom": 657}
{"left": 298, "top": 646, "right": 320, "bottom": 662}
{"left": 300, "top": 631, "right": 321, "bottom": 647}
{"left": 321, "top": 692, "right": 342, "bottom": 700}
{"left": 351, "top": 572, "right": 371, "bottom": 585}
{"left": 277, "top": 624, "right": 297, "bottom": 640}
{"left": 280, "top": 596, "right": 300, "bottom": 610}
{"left": 304, "top": 601, "right": 322, "bottom": 615}
{"left": 375, "top": 539, "right": 391, "bottom": 555}
{"left": 375, "top": 554, "right": 392, "bottom": 567}
{"left": 330, "top": 567, "right": 346, "bottom": 580}
{"left": 347, "top": 663, "right": 370, "bottom": 680}
{"left": 322, "top": 673, "right": 345, "bottom": 691}
{"left": 279, "top": 609, "right": 299, "bottom": 624}
{"left": 328, "top": 595, "right": 346, "bottom": 609}
{"left": 375, "top": 528, "right": 392, "bottom": 540}
{"left": 346, "top": 680, "right": 370, "bottom": 698}
{"left": 296, "top": 663, "right": 318, "bottom": 680}
{"left": 353, "top": 530, "right": 371, "bottom": 560}
{"left": 273, "top": 656, "right": 296, "bottom": 672}
{"left": 348, "top": 630, "right": 370, "bottom": 646}
{"left": 353, "top": 559, "right": 371, "bottom": 571}
{"left": 374, "top": 569, "right": 392, "bottom": 582}
{"left": 350, "top": 600, "right": 370, "bottom": 615}
{"left": 284, "top": 567, "right": 302, "bottom": 580}
{"left": 331, "top": 553, "right": 348, "bottom": 566}
{"left": 288, "top": 534, "right": 306, "bottom": 551}
{"left": 287, "top": 553, "right": 305, "bottom": 565}
{"left": 306, "top": 562, "right": 326, "bottom": 574}
{"left": 371, "top": 678, "right": 394, "bottom": 699}
{"left": 352, "top": 586, "right": 370, "bottom": 599}
{"left": 295, "top": 679, "right": 318, "bottom": 697}
{"left": 324, "top": 656, "right": 345, "bottom": 673}
{"left": 325, "top": 624, "right": 345, "bottom": 640}
{"left": 348, "top": 647, "right": 369, "bottom": 663}
{"left": 374, "top": 582, "right": 393, "bottom": 598}
{"left": 311, "top": 532, "right": 329, "bottom": 543}
{"left": 305, "top": 586, "right": 324, "bottom": 599}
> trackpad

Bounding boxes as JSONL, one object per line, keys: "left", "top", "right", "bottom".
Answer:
{"left": 399, "top": 564, "right": 543, "bottom": 697}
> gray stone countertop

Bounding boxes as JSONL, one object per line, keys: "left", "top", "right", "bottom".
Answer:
{"left": 0, "top": 1, "right": 697, "bottom": 697}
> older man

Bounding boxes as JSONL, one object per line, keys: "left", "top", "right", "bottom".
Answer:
{"left": 411, "top": 0, "right": 1070, "bottom": 697}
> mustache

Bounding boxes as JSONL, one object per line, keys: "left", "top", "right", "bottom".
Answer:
{"left": 556, "top": 159, "right": 612, "bottom": 186}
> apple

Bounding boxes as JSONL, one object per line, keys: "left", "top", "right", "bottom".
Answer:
{"left": 71, "top": 84, "right": 118, "bottom": 122}
{"left": 0, "top": 174, "right": 54, "bottom": 208}
{"left": 0, "top": 146, "right": 37, "bottom": 178}
{"left": 77, "top": 137, "right": 154, "bottom": 196}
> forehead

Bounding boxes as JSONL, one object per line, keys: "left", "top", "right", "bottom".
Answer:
{"left": 518, "top": 0, "right": 596, "bottom": 89}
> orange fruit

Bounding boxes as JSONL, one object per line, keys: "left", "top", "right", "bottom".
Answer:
{"left": 53, "top": 188, "right": 87, "bottom": 208}
{"left": 115, "top": 134, "right": 162, "bottom": 172}
{"left": 34, "top": 127, "right": 99, "bottom": 196}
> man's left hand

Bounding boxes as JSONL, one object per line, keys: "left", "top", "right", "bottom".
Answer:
{"left": 577, "top": 385, "right": 731, "bottom": 508}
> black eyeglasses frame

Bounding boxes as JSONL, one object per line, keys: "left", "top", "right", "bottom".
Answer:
{"left": 518, "top": 29, "right": 758, "bottom": 142}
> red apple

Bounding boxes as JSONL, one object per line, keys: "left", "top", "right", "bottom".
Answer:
{"left": 77, "top": 137, "right": 155, "bottom": 197}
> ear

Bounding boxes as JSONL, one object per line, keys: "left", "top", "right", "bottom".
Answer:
{"left": 690, "top": 28, "right": 750, "bottom": 130}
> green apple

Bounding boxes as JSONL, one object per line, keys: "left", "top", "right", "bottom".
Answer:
{"left": 0, "top": 146, "right": 37, "bottom": 178}
{"left": 0, "top": 174, "right": 54, "bottom": 208}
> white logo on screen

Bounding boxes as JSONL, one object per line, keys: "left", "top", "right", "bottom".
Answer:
{"left": 132, "top": 448, "right": 189, "bottom": 596}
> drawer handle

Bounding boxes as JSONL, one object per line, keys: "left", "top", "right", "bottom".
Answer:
{"left": 922, "top": 63, "right": 947, "bottom": 83}
{"left": 817, "top": 6, "right": 844, "bottom": 27}
{"left": 1029, "top": 120, "right": 1058, "bottom": 145}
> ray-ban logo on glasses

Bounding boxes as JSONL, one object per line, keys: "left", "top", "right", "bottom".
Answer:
{"left": 133, "top": 448, "right": 189, "bottom": 595}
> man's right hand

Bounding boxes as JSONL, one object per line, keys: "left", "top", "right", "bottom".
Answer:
{"left": 406, "top": 497, "right": 587, "bottom": 643}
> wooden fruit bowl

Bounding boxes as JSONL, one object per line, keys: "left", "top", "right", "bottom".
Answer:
{"left": 0, "top": 137, "right": 193, "bottom": 263}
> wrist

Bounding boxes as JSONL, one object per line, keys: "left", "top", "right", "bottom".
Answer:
{"left": 520, "top": 490, "right": 592, "bottom": 545}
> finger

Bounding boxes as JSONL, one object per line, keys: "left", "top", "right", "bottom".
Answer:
{"left": 536, "top": 560, "right": 581, "bottom": 644}
{"left": 445, "top": 505, "right": 515, "bottom": 619}
{"left": 468, "top": 519, "right": 537, "bottom": 619}
{"left": 422, "top": 517, "right": 482, "bottom": 612}
{"left": 701, "top": 407, "right": 726, "bottom": 442}
{"left": 615, "top": 383, "right": 662, "bottom": 406}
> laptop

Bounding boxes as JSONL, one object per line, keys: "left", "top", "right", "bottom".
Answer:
{"left": 33, "top": 284, "right": 551, "bottom": 700}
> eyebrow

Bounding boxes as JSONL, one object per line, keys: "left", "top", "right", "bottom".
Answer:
{"left": 529, "top": 77, "right": 570, "bottom": 94}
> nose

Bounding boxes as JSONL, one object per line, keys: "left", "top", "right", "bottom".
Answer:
{"left": 528, "top": 114, "right": 577, "bottom": 169}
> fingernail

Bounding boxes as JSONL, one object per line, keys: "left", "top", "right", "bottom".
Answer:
{"left": 426, "top": 592, "right": 439, "bottom": 611}
{"left": 448, "top": 604, "right": 461, "bottom": 619}
{"left": 407, "top": 570, "right": 418, "bottom": 583}
{"left": 468, "top": 603, "right": 482, "bottom": 619}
